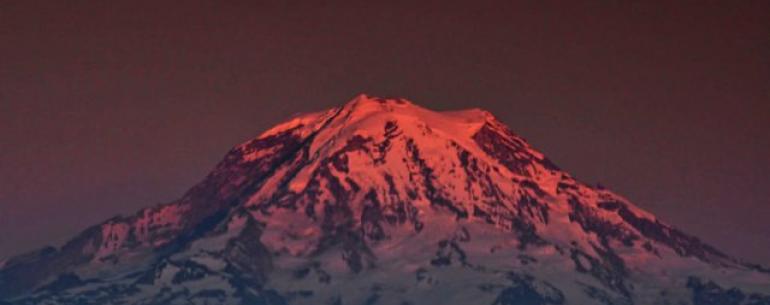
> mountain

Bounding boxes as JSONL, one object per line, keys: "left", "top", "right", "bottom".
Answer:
{"left": 1, "top": 95, "right": 768, "bottom": 305}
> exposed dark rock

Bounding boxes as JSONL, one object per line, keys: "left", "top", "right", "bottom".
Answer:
{"left": 171, "top": 260, "right": 210, "bottom": 284}
{"left": 492, "top": 273, "right": 564, "bottom": 305}
{"left": 430, "top": 239, "right": 469, "bottom": 267}
{"left": 582, "top": 285, "right": 631, "bottom": 305}
{"left": 687, "top": 277, "right": 770, "bottom": 305}
{"left": 192, "top": 289, "right": 227, "bottom": 301}
{"left": 616, "top": 205, "right": 728, "bottom": 263}
{"left": 473, "top": 123, "right": 559, "bottom": 176}
{"left": 570, "top": 248, "right": 630, "bottom": 297}
{"left": 35, "top": 273, "right": 86, "bottom": 293}
{"left": 406, "top": 138, "right": 468, "bottom": 219}
{"left": 568, "top": 197, "right": 637, "bottom": 248}
{"left": 224, "top": 215, "right": 273, "bottom": 287}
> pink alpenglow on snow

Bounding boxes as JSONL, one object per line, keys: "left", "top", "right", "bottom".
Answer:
{"left": 1, "top": 95, "right": 768, "bottom": 305}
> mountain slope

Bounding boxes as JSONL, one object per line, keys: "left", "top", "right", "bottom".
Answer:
{"left": 1, "top": 95, "right": 768, "bottom": 305}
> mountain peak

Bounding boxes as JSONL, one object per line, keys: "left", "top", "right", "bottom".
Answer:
{"left": 258, "top": 94, "right": 500, "bottom": 144}
{"left": 346, "top": 93, "right": 496, "bottom": 123}
{"left": 348, "top": 93, "right": 413, "bottom": 106}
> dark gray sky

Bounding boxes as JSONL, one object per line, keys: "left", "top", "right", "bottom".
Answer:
{"left": 1, "top": 1, "right": 769, "bottom": 264}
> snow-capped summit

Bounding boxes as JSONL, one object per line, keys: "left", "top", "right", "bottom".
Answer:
{"left": 1, "top": 95, "right": 768, "bottom": 305}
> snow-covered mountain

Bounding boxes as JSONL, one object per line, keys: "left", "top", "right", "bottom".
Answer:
{"left": 1, "top": 95, "right": 768, "bottom": 305}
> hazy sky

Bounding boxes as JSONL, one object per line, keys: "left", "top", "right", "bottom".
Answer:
{"left": 1, "top": 1, "right": 768, "bottom": 264}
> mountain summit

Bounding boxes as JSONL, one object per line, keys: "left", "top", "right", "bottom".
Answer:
{"left": 1, "top": 95, "right": 768, "bottom": 305}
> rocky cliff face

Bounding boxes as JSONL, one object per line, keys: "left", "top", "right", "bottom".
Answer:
{"left": 1, "top": 95, "right": 768, "bottom": 305}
